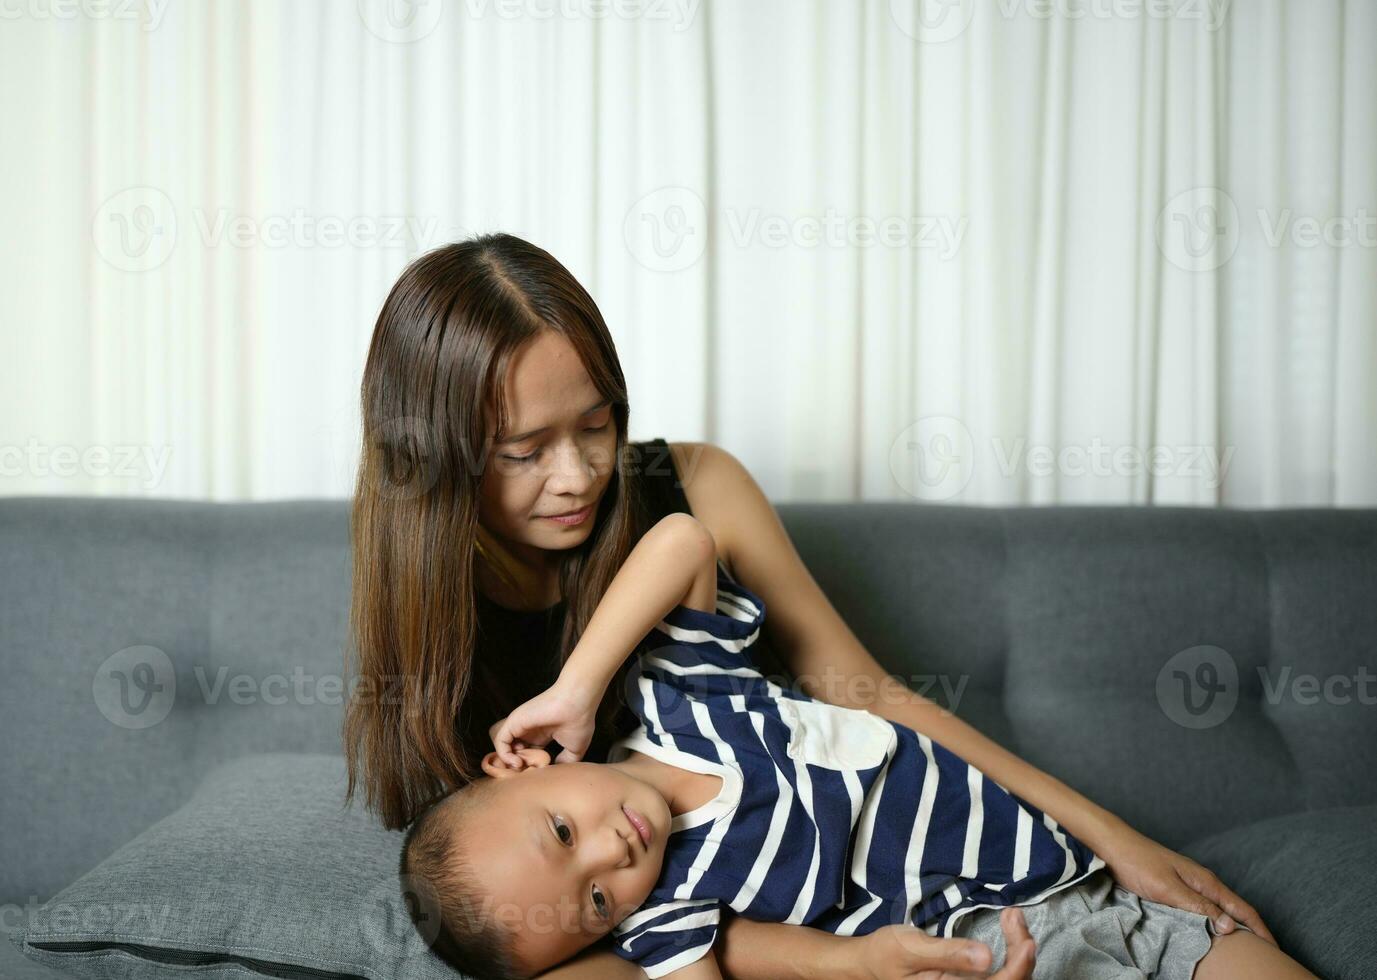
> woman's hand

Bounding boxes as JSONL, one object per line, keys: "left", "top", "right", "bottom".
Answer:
{"left": 1093, "top": 819, "right": 1278, "bottom": 947}
{"left": 852, "top": 908, "right": 1036, "bottom": 979}
{"left": 490, "top": 677, "right": 601, "bottom": 767}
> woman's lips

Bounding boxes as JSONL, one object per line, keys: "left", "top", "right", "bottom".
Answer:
{"left": 542, "top": 503, "right": 593, "bottom": 526}
{"left": 623, "top": 804, "right": 652, "bottom": 848}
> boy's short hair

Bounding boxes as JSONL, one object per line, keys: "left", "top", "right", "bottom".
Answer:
{"left": 399, "top": 780, "right": 530, "bottom": 980}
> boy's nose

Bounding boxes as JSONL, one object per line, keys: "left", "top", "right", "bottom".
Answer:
{"left": 588, "top": 822, "right": 633, "bottom": 870}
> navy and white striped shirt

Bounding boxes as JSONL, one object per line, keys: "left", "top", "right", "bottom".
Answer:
{"left": 607, "top": 567, "right": 1106, "bottom": 978}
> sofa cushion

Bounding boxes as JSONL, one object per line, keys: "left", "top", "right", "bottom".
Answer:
{"left": 13, "top": 753, "right": 460, "bottom": 980}
{"left": 1181, "top": 803, "right": 1377, "bottom": 980}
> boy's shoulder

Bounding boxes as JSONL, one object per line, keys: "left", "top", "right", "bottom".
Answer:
{"left": 610, "top": 895, "right": 724, "bottom": 978}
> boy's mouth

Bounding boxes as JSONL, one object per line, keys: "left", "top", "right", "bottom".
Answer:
{"left": 622, "top": 804, "right": 652, "bottom": 849}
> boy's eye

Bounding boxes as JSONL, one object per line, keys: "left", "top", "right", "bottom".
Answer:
{"left": 552, "top": 815, "right": 572, "bottom": 846}
{"left": 592, "top": 885, "right": 608, "bottom": 919}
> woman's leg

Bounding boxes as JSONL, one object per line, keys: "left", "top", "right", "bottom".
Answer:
{"left": 1193, "top": 928, "right": 1320, "bottom": 980}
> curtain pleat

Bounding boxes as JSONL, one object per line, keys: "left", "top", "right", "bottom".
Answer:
{"left": 1, "top": 0, "right": 1372, "bottom": 505}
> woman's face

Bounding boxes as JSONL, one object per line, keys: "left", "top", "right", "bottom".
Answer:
{"left": 479, "top": 331, "right": 619, "bottom": 570}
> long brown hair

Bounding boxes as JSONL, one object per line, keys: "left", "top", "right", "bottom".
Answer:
{"left": 344, "top": 233, "right": 647, "bottom": 830}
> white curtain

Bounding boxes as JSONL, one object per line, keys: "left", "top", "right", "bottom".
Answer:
{"left": 2, "top": 0, "right": 1373, "bottom": 505}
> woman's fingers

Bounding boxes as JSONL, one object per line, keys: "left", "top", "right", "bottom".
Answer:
{"left": 1176, "top": 863, "right": 1278, "bottom": 947}
{"left": 1168, "top": 867, "right": 1240, "bottom": 938}
{"left": 488, "top": 715, "right": 511, "bottom": 751}
{"left": 492, "top": 723, "right": 526, "bottom": 767}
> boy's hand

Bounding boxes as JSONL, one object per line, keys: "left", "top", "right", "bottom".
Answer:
{"left": 851, "top": 906, "right": 1035, "bottom": 979}
{"left": 491, "top": 678, "right": 601, "bottom": 767}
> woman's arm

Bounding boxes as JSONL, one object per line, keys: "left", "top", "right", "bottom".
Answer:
{"left": 674, "top": 442, "right": 1277, "bottom": 945}
{"left": 674, "top": 443, "right": 1125, "bottom": 848}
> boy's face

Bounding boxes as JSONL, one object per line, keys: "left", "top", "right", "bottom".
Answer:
{"left": 457, "top": 747, "right": 671, "bottom": 975}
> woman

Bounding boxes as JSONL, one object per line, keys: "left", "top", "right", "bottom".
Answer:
{"left": 343, "top": 233, "right": 1308, "bottom": 980}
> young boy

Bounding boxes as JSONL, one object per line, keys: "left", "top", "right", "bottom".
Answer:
{"left": 400, "top": 513, "right": 1106, "bottom": 979}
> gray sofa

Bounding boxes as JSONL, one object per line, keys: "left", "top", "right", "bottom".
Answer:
{"left": 3, "top": 497, "right": 1374, "bottom": 979}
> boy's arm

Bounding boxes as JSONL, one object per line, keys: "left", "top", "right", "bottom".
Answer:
{"left": 556, "top": 512, "right": 719, "bottom": 697}
{"left": 659, "top": 945, "right": 724, "bottom": 980}
{"left": 655, "top": 920, "right": 865, "bottom": 980}
{"left": 714, "top": 917, "right": 857, "bottom": 980}
{"left": 532, "top": 942, "right": 646, "bottom": 980}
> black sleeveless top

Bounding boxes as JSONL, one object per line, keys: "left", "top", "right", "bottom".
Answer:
{"left": 465, "top": 437, "right": 795, "bottom": 765}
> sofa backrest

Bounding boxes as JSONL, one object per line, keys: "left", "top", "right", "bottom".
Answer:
{"left": 4, "top": 497, "right": 1375, "bottom": 906}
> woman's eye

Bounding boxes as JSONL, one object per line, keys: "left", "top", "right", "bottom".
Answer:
{"left": 592, "top": 886, "right": 608, "bottom": 918}
{"left": 585, "top": 421, "right": 609, "bottom": 432}
{"left": 501, "top": 452, "right": 536, "bottom": 464}
{"left": 553, "top": 816, "right": 572, "bottom": 845}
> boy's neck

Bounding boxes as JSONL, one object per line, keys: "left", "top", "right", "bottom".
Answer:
{"left": 609, "top": 750, "right": 721, "bottom": 818}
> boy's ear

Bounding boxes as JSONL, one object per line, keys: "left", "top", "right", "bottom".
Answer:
{"left": 480, "top": 745, "right": 551, "bottom": 778}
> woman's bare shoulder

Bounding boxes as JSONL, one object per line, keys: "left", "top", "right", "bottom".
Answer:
{"left": 667, "top": 441, "right": 738, "bottom": 509}
{"left": 665, "top": 441, "right": 767, "bottom": 571}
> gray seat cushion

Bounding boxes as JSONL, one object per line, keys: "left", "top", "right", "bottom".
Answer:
{"left": 13, "top": 753, "right": 459, "bottom": 980}
{"left": 6, "top": 499, "right": 1375, "bottom": 980}
{"left": 1181, "top": 803, "right": 1377, "bottom": 980}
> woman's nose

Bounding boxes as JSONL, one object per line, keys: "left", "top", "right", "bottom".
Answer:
{"left": 541, "top": 441, "right": 598, "bottom": 492}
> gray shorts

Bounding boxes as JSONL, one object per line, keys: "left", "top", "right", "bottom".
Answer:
{"left": 949, "top": 868, "right": 1248, "bottom": 980}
